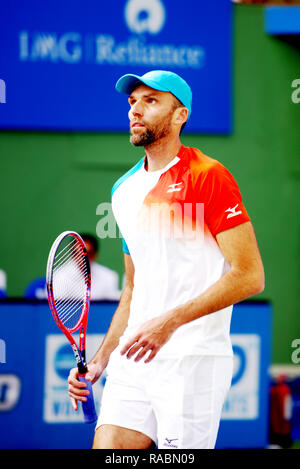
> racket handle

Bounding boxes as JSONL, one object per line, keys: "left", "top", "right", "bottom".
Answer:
{"left": 78, "top": 375, "right": 98, "bottom": 424}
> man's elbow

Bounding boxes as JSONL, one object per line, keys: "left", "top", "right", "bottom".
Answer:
{"left": 253, "top": 276, "right": 265, "bottom": 295}
{"left": 236, "top": 263, "right": 265, "bottom": 297}
{"left": 250, "top": 266, "right": 265, "bottom": 296}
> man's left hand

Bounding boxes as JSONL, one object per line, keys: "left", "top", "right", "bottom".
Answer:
{"left": 120, "top": 314, "right": 176, "bottom": 363}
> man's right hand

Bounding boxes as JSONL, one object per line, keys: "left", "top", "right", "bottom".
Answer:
{"left": 67, "top": 362, "right": 105, "bottom": 412}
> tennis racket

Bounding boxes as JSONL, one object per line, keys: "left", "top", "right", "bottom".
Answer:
{"left": 46, "top": 230, "right": 97, "bottom": 424}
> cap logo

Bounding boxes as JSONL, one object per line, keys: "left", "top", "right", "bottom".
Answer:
{"left": 125, "top": 0, "right": 166, "bottom": 35}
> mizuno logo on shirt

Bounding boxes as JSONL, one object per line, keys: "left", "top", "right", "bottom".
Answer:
{"left": 163, "top": 438, "right": 178, "bottom": 448}
{"left": 167, "top": 182, "right": 183, "bottom": 193}
{"left": 225, "top": 204, "right": 242, "bottom": 219}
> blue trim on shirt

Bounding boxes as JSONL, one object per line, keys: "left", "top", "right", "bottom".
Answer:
{"left": 111, "top": 157, "right": 144, "bottom": 198}
{"left": 122, "top": 238, "right": 130, "bottom": 255}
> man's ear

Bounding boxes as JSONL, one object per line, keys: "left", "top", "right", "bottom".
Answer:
{"left": 173, "top": 106, "right": 188, "bottom": 126}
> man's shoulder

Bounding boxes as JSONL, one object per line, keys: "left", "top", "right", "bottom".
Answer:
{"left": 111, "top": 157, "right": 144, "bottom": 198}
{"left": 182, "top": 145, "right": 227, "bottom": 179}
{"left": 181, "top": 146, "right": 242, "bottom": 201}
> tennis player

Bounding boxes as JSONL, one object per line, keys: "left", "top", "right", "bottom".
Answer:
{"left": 68, "top": 70, "right": 265, "bottom": 449}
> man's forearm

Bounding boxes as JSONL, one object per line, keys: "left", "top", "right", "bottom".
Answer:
{"left": 164, "top": 265, "right": 264, "bottom": 332}
{"left": 89, "top": 284, "right": 132, "bottom": 367}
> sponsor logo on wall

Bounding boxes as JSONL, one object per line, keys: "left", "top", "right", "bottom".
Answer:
{"left": 0, "top": 374, "right": 21, "bottom": 412}
{"left": 44, "top": 334, "right": 106, "bottom": 423}
{"left": 1, "top": 0, "right": 231, "bottom": 132}
{"left": 222, "top": 334, "right": 260, "bottom": 420}
{"left": 18, "top": 0, "right": 205, "bottom": 69}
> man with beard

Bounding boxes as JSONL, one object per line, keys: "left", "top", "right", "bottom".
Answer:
{"left": 67, "top": 71, "right": 265, "bottom": 449}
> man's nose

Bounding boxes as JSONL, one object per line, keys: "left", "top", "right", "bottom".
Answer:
{"left": 131, "top": 99, "right": 143, "bottom": 116}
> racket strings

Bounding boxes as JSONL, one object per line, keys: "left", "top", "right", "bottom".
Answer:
{"left": 52, "top": 237, "right": 89, "bottom": 330}
{"left": 58, "top": 302, "right": 84, "bottom": 327}
{"left": 54, "top": 241, "right": 86, "bottom": 276}
{"left": 54, "top": 269, "right": 87, "bottom": 314}
{"left": 54, "top": 238, "right": 88, "bottom": 280}
{"left": 53, "top": 237, "right": 77, "bottom": 265}
{"left": 54, "top": 255, "right": 88, "bottom": 297}
{"left": 54, "top": 278, "right": 87, "bottom": 321}
{"left": 54, "top": 274, "right": 87, "bottom": 329}
{"left": 54, "top": 286, "right": 84, "bottom": 316}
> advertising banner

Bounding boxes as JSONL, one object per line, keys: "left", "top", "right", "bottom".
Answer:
{"left": 0, "top": 300, "right": 271, "bottom": 449}
{"left": 0, "top": 0, "right": 232, "bottom": 133}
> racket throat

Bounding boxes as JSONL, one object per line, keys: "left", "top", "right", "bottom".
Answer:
{"left": 78, "top": 362, "right": 88, "bottom": 375}
{"left": 71, "top": 344, "right": 88, "bottom": 374}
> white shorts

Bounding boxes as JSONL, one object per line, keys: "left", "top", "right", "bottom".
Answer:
{"left": 96, "top": 346, "right": 233, "bottom": 449}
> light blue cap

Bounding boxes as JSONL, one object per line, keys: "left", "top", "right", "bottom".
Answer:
{"left": 115, "top": 70, "right": 192, "bottom": 118}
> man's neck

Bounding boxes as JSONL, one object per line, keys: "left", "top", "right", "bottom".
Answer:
{"left": 144, "top": 136, "right": 182, "bottom": 172}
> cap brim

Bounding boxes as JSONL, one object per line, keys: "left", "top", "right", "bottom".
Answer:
{"left": 115, "top": 74, "right": 169, "bottom": 95}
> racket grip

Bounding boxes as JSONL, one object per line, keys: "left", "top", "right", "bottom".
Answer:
{"left": 78, "top": 375, "right": 98, "bottom": 424}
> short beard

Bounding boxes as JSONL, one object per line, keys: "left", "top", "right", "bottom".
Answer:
{"left": 130, "top": 128, "right": 164, "bottom": 147}
{"left": 130, "top": 113, "right": 172, "bottom": 147}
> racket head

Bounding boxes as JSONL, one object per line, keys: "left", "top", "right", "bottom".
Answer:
{"left": 46, "top": 231, "right": 91, "bottom": 336}
{"left": 46, "top": 231, "right": 98, "bottom": 424}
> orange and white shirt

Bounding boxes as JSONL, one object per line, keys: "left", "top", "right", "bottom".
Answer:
{"left": 111, "top": 145, "right": 250, "bottom": 358}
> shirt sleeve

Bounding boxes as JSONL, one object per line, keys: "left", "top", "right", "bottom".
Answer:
{"left": 198, "top": 163, "right": 251, "bottom": 237}
{"left": 122, "top": 237, "right": 130, "bottom": 255}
